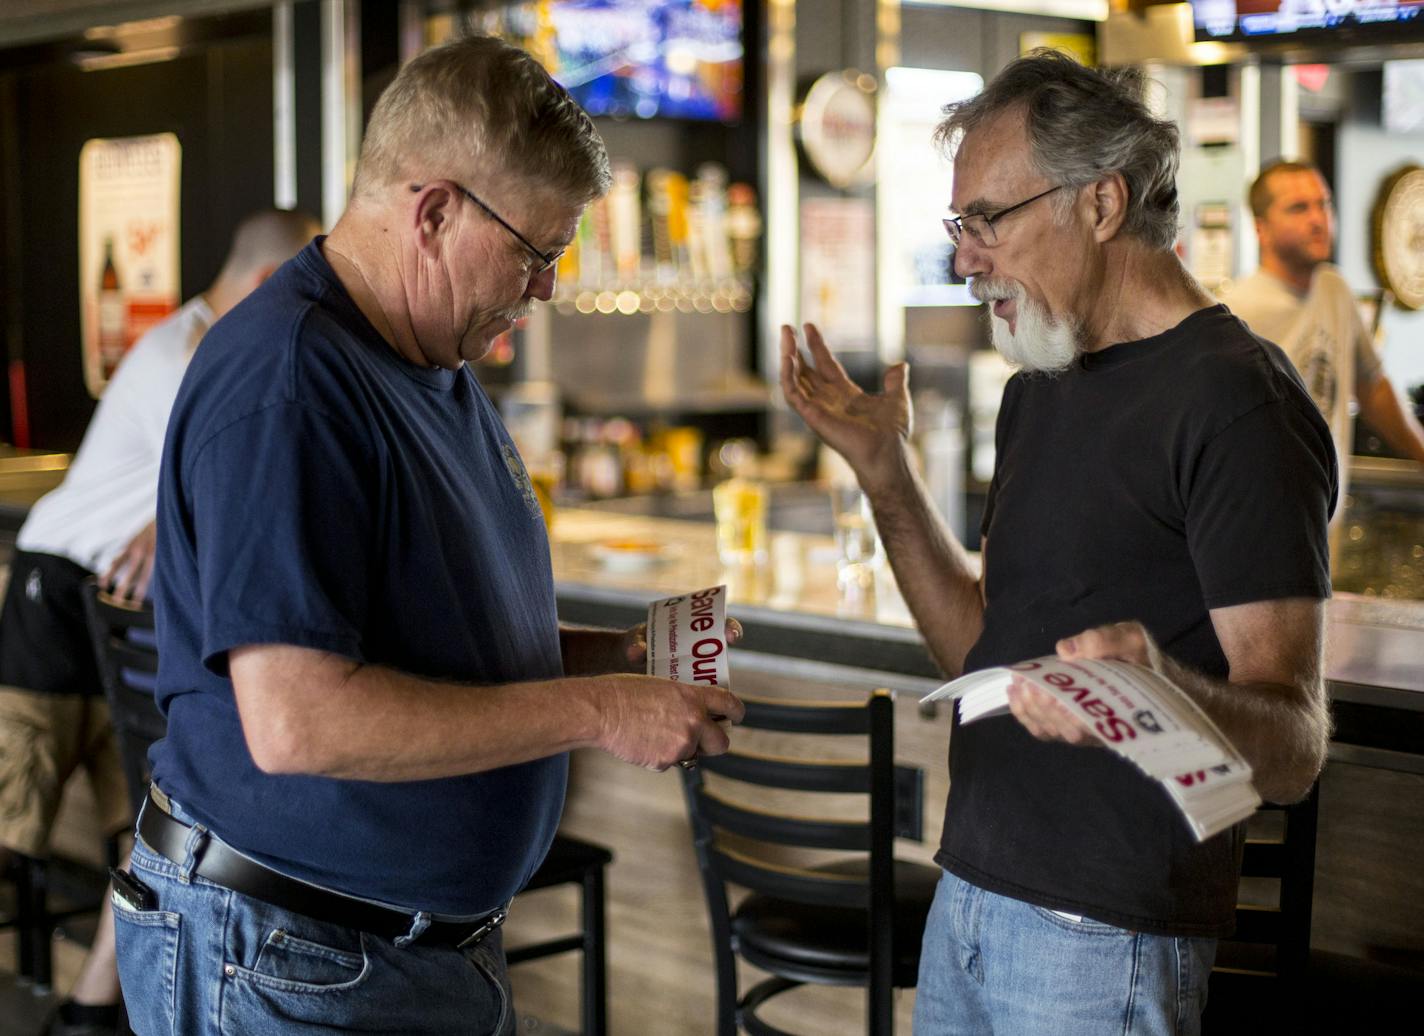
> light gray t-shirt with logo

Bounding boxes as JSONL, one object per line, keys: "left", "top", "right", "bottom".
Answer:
{"left": 1222, "top": 264, "right": 1382, "bottom": 485}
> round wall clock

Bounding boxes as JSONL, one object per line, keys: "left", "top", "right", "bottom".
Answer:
{"left": 800, "top": 71, "right": 878, "bottom": 189}
{"left": 1372, "top": 164, "right": 1424, "bottom": 311}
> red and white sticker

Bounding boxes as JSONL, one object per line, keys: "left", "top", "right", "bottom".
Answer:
{"left": 646, "top": 585, "right": 731, "bottom": 690}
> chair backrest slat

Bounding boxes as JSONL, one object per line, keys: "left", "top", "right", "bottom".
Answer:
{"left": 107, "top": 637, "right": 158, "bottom": 675}
{"left": 1241, "top": 840, "right": 1284, "bottom": 876}
{"left": 739, "top": 696, "right": 871, "bottom": 734}
{"left": 698, "top": 751, "right": 870, "bottom": 793}
{"left": 118, "top": 667, "right": 159, "bottom": 694}
{"left": 696, "top": 788, "right": 870, "bottom": 851}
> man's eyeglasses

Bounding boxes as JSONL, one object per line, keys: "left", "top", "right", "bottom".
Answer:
{"left": 410, "top": 183, "right": 564, "bottom": 274}
{"left": 943, "top": 184, "right": 1068, "bottom": 249}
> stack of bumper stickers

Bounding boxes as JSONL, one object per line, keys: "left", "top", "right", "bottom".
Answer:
{"left": 922, "top": 656, "right": 1261, "bottom": 840}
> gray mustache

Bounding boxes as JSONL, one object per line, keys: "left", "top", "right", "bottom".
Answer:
{"left": 970, "top": 279, "right": 1020, "bottom": 303}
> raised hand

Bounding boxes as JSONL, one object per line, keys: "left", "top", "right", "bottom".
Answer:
{"left": 596, "top": 676, "right": 746, "bottom": 771}
{"left": 779, "top": 322, "right": 912, "bottom": 487}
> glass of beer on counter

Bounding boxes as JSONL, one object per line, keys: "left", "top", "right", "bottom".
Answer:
{"left": 713, "top": 475, "right": 768, "bottom": 566}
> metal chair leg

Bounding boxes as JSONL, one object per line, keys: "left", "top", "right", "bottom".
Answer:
{"left": 14, "top": 855, "right": 37, "bottom": 982}
{"left": 18, "top": 856, "right": 53, "bottom": 992}
{"left": 580, "top": 865, "right": 608, "bottom": 1036}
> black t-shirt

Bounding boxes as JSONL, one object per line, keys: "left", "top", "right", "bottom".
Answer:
{"left": 938, "top": 305, "right": 1335, "bottom": 937}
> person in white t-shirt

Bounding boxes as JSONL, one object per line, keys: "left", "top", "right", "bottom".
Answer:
{"left": 1222, "top": 160, "right": 1424, "bottom": 492}
{"left": 0, "top": 207, "right": 317, "bottom": 1036}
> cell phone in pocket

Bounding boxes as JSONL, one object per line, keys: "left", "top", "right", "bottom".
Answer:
{"left": 109, "top": 867, "right": 155, "bottom": 911}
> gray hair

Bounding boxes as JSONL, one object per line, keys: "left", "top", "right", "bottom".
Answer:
{"left": 935, "top": 50, "right": 1180, "bottom": 251}
{"left": 353, "top": 35, "right": 611, "bottom": 204}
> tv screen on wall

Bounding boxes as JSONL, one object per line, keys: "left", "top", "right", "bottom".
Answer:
{"left": 490, "top": 0, "right": 744, "bottom": 121}
{"left": 1192, "top": 0, "right": 1424, "bottom": 42}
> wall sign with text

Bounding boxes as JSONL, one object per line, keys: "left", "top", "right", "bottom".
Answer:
{"left": 78, "top": 133, "right": 182, "bottom": 397}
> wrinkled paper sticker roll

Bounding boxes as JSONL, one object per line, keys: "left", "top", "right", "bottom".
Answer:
{"left": 645, "top": 585, "right": 731, "bottom": 689}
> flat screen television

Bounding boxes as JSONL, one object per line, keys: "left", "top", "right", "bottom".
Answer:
{"left": 488, "top": 0, "right": 743, "bottom": 121}
{"left": 1192, "top": 0, "right": 1424, "bottom": 43}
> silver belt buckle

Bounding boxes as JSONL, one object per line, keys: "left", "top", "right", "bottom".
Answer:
{"left": 456, "top": 907, "right": 507, "bottom": 950}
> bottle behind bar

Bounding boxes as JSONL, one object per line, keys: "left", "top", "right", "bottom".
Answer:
{"left": 609, "top": 162, "right": 642, "bottom": 284}
{"left": 98, "top": 236, "right": 127, "bottom": 378}
{"left": 726, "top": 183, "right": 762, "bottom": 278}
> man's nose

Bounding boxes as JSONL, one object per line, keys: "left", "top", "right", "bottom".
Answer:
{"left": 526, "top": 264, "right": 557, "bottom": 302}
{"left": 952, "top": 239, "right": 988, "bottom": 281}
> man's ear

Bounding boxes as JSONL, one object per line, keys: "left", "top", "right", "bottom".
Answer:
{"left": 1090, "top": 172, "right": 1129, "bottom": 243}
{"left": 413, "top": 183, "right": 456, "bottom": 259}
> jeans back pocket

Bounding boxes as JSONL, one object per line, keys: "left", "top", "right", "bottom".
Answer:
{"left": 112, "top": 888, "right": 182, "bottom": 1034}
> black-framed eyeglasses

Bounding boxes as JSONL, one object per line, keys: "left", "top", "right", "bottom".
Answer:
{"left": 410, "top": 182, "right": 564, "bottom": 274}
{"left": 943, "top": 184, "right": 1068, "bottom": 249}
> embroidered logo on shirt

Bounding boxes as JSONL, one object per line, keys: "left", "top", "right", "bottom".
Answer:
{"left": 502, "top": 443, "right": 544, "bottom": 521}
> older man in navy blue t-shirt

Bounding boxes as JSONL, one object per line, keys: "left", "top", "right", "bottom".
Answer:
{"left": 113, "top": 36, "right": 743, "bottom": 1036}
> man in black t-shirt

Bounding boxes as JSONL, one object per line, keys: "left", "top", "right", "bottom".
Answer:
{"left": 782, "top": 52, "right": 1334, "bottom": 1035}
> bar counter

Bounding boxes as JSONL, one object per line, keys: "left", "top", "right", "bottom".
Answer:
{"left": 550, "top": 504, "right": 1424, "bottom": 732}
{"left": 0, "top": 447, "right": 69, "bottom": 532}
{"left": 552, "top": 505, "right": 930, "bottom": 678}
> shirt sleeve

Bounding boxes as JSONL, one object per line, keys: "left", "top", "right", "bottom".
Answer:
{"left": 1353, "top": 303, "right": 1384, "bottom": 390}
{"left": 1185, "top": 399, "right": 1336, "bottom": 610}
{"left": 185, "top": 400, "right": 382, "bottom": 675}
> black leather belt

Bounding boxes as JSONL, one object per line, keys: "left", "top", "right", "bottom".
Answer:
{"left": 137, "top": 791, "right": 506, "bottom": 948}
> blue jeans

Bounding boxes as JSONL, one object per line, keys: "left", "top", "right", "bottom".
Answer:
{"left": 113, "top": 799, "right": 515, "bottom": 1036}
{"left": 913, "top": 870, "right": 1216, "bottom": 1035}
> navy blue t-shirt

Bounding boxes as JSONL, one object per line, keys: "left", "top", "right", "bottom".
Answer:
{"left": 150, "top": 239, "right": 566, "bottom": 916}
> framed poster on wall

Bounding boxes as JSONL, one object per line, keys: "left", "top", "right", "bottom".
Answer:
{"left": 800, "top": 197, "right": 876, "bottom": 353}
{"left": 78, "top": 133, "right": 181, "bottom": 398}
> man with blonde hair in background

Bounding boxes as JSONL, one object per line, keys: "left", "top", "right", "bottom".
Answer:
{"left": 0, "top": 207, "right": 317, "bottom": 1036}
{"left": 113, "top": 36, "right": 742, "bottom": 1035}
{"left": 1223, "top": 159, "right": 1424, "bottom": 501}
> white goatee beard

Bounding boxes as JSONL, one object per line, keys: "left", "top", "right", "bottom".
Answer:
{"left": 974, "top": 279, "right": 1081, "bottom": 374}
